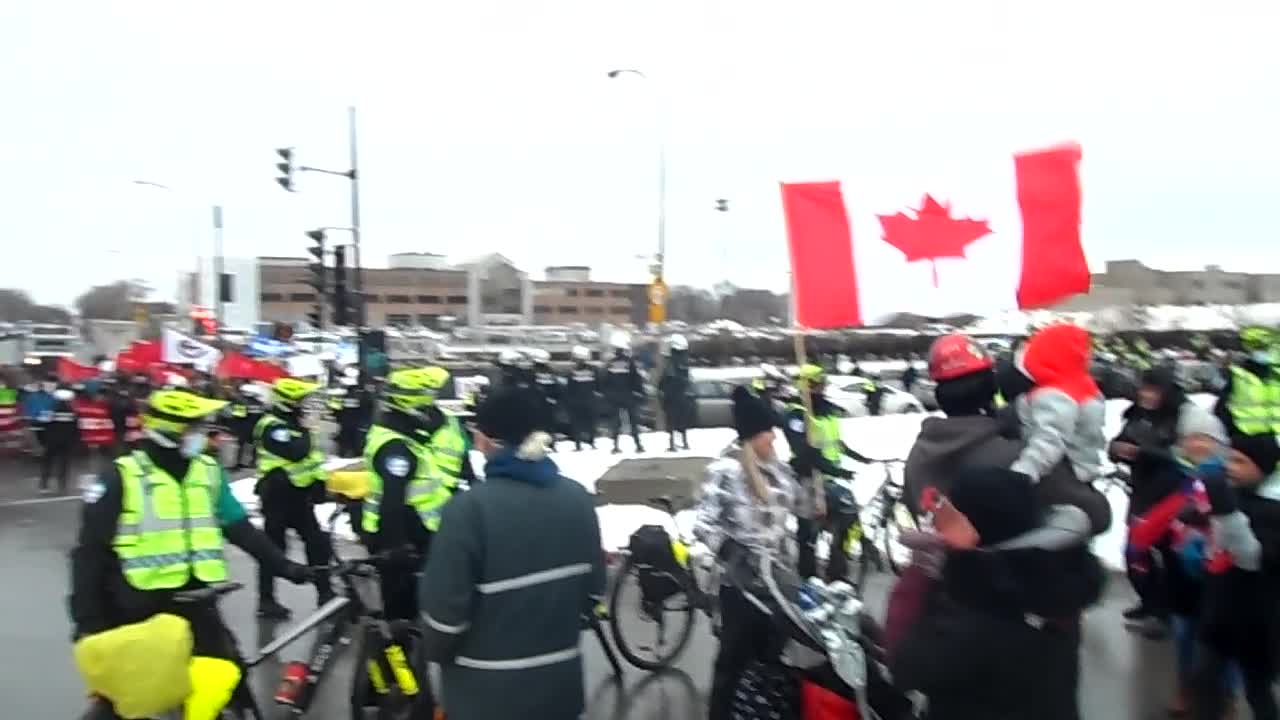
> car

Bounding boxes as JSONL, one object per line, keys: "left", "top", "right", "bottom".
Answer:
{"left": 824, "top": 375, "right": 926, "bottom": 416}
{"left": 687, "top": 367, "right": 768, "bottom": 428}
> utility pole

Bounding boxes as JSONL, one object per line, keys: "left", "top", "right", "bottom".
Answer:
{"left": 348, "top": 106, "right": 364, "bottom": 326}
{"left": 272, "top": 105, "right": 365, "bottom": 327}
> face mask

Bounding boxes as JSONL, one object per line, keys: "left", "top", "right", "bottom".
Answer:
{"left": 180, "top": 432, "right": 208, "bottom": 458}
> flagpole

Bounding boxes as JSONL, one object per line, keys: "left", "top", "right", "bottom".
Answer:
{"left": 789, "top": 268, "right": 826, "bottom": 519}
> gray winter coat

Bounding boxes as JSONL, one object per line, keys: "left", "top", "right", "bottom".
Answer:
{"left": 905, "top": 415, "right": 1112, "bottom": 537}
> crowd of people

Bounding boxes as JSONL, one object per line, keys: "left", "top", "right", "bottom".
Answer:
{"left": 52, "top": 320, "right": 1280, "bottom": 720}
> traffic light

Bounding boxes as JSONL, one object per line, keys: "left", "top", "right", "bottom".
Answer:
{"left": 275, "top": 147, "right": 297, "bottom": 192}
{"left": 714, "top": 198, "right": 729, "bottom": 212}
{"left": 306, "top": 229, "right": 326, "bottom": 329}
{"left": 332, "top": 244, "right": 349, "bottom": 327}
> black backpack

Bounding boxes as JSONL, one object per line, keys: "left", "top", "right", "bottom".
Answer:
{"left": 628, "top": 524, "right": 684, "bottom": 603}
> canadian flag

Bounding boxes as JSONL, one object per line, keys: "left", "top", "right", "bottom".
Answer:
{"left": 781, "top": 143, "right": 1089, "bottom": 328}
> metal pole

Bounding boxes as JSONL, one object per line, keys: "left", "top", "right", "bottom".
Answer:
{"left": 656, "top": 121, "right": 667, "bottom": 282}
{"left": 212, "top": 205, "right": 224, "bottom": 331}
{"left": 348, "top": 106, "right": 364, "bottom": 327}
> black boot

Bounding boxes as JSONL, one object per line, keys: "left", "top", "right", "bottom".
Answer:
{"left": 257, "top": 598, "right": 291, "bottom": 620}
{"left": 680, "top": 431, "right": 690, "bottom": 450}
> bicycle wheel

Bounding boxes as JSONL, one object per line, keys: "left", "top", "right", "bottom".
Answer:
{"left": 883, "top": 499, "right": 920, "bottom": 575}
{"left": 608, "top": 556, "right": 696, "bottom": 671}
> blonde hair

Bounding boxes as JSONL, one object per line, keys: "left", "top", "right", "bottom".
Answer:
{"left": 515, "top": 431, "right": 553, "bottom": 461}
{"left": 740, "top": 440, "right": 771, "bottom": 504}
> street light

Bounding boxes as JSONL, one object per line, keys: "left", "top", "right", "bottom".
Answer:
{"left": 607, "top": 68, "right": 668, "bottom": 323}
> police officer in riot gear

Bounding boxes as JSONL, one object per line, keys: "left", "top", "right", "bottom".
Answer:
{"left": 659, "top": 334, "right": 694, "bottom": 451}
{"left": 529, "top": 348, "right": 560, "bottom": 444}
{"left": 602, "top": 332, "right": 646, "bottom": 454}
{"left": 254, "top": 378, "right": 332, "bottom": 619}
{"left": 563, "top": 345, "right": 599, "bottom": 451}
{"left": 330, "top": 374, "right": 364, "bottom": 458}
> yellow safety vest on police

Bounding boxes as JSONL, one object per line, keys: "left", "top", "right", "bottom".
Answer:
{"left": 254, "top": 415, "right": 327, "bottom": 488}
{"left": 362, "top": 425, "right": 453, "bottom": 533}
{"left": 112, "top": 452, "right": 228, "bottom": 591}
{"left": 1228, "top": 366, "right": 1278, "bottom": 435}
{"left": 430, "top": 414, "right": 468, "bottom": 480}
{"left": 788, "top": 403, "right": 843, "bottom": 471}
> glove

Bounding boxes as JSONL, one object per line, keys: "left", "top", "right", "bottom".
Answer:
{"left": 1197, "top": 457, "right": 1236, "bottom": 515}
{"left": 282, "top": 562, "right": 313, "bottom": 585}
{"left": 1177, "top": 533, "right": 1207, "bottom": 578}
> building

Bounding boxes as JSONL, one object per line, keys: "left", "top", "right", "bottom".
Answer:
{"left": 1055, "top": 260, "right": 1280, "bottom": 311}
{"left": 251, "top": 253, "right": 647, "bottom": 329}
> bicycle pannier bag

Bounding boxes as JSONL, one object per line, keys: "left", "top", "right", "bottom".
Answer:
{"left": 628, "top": 524, "right": 683, "bottom": 603}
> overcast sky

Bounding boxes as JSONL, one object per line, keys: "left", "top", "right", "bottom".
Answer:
{"left": 2, "top": 1, "right": 1277, "bottom": 307}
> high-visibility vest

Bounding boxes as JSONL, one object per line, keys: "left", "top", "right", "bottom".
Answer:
{"left": 362, "top": 425, "right": 451, "bottom": 533}
{"left": 429, "top": 414, "right": 468, "bottom": 480}
{"left": 1229, "top": 366, "right": 1275, "bottom": 435}
{"left": 787, "top": 403, "right": 843, "bottom": 469}
{"left": 254, "top": 415, "right": 326, "bottom": 488}
{"left": 113, "top": 451, "right": 228, "bottom": 590}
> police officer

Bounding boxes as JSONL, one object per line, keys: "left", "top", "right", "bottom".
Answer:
{"left": 69, "top": 388, "right": 310, "bottom": 719}
{"left": 361, "top": 368, "right": 460, "bottom": 624}
{"left": 563, "top": 345, "right": 599, "bottom": 451}
{"left": 329, "top": 375, "right": 364, "bottom": 458}
{"left": 254, "top": 377, "right": 332, "bottom": 619}
{"left": 861, "top": 375, "right": 886, "bottom": 417}
{"left": 40, "top": 386, "right": 78, "bottom": 495}
{"left": 530, "top": 348, "right": 561, "bottom": 444}
{"left": 782, "top": 364, "right": 873, "bottom": 582}
{"left": 602, "top": 332, "right": 646, "bottom": 454}
{"left": 659, "top": 334, "right": 693, "bottom": 451}
{"left": 1215, "top": 326, "right": 1280, "bottom": 437}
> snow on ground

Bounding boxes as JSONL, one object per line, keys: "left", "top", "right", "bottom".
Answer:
{"left": 231, "top": 396, "right": 1216, "bottom": 572}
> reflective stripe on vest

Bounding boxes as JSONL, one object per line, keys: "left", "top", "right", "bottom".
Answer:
{"left": 362, "top": 424, "right": 451, "bottom": 533}
{"left": 786, "top": 403, "right": 842, "bottom": 471}
{"left": 1229, "top": 367, "right": 1272, "bottom": 435}
{"left": 254, "top": 415, "right": 327, "bottom": 488}
{"left": 430, "top": 415, "right": 467, "bottom": 481}
{"left": 113, "top": 452, "right": 228, "bottom": 590}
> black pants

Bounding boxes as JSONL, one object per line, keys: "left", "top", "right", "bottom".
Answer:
{"left": 1195, "top": 644, "right": 1278, "bottom": 720}
{"left": 796, "top": 483, "right": 859, "bottom": 582}
{"left": 568, "top": 404, "right": 596, "bottom": 449}
{"left": 336, "top": 419, "right": 361, "bottom": 458}
{"left": 258, "top": 480, "right": 332, "bottom": 603}
{"left": 235, "top": 424, "right": 257, "bottom": 468}
{"left": 1125, "top": 529, "right": 1170, "bottom": 620}
{"left": 709, "top": 585, "right": 783, "bottom": 720}
{"left": 607, "top": 400, "right": 643, "bottom": 450}
{"left": 39, "top": 445, "right": 72, "bottom": 491}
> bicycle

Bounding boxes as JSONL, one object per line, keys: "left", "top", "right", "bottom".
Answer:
{"left": 821, "top": 459, "right": 920, "bottom": 593}
{"left": 607, "top": 494, "right": 720, "bottom": 671}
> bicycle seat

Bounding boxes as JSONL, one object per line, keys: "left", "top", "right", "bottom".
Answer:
{"left": 648, "top": 495, "right": 676, "bottom": 514}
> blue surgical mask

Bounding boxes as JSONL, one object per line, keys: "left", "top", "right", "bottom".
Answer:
{"left": 180, "top": 432, "right": 208, "bottom": 458}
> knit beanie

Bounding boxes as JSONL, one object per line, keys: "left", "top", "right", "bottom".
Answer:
{"left": 475, "top": 387, "right": 542, "bottom": 446}
{"left": 946, "top": 466, "right": 1041, "bottom": 546}
{"left": 731, "top": 385, "right": 775, "bottom": 441}
{"left": 1231, "top": 433, "right": 1280, "bottom": 478}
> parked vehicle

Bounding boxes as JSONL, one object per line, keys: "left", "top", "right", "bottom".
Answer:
{"left": 825, "top": 376, "right": 926, "bottom": 416}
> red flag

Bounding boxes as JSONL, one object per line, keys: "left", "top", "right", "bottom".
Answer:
{"left": 217, "top": 351, "right": 287, "bottom": 383}
{"left": 57, "top": 357, "right": 100, "bottom": 383}
{"left": 781, "top": 143, "right": 1089, "bottom": 328}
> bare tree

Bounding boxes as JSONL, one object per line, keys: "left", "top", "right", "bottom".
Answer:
{"left": 74, "top": 280, "right": 154, "bottom": 320}
{"left": 0, "top": 288, "right": 71, "bottom": 323}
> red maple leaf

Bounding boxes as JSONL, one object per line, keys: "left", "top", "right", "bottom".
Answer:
{"left": 877, "top": 194, "right": 992, "bottom": 287}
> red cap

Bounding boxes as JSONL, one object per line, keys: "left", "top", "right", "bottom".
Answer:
{"left": 927, "top": 333, "right": 994, "bottom": 382}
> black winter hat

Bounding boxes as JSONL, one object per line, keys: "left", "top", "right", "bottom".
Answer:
{"left": 475, "top": 387, "right": 543, "bottom": 445}
{"left": 934, "top": 371, "right": 998, "bottom": 417}
{"left": 1230, "top": 433, "right": 1280, "bottom": 479}
{"left": 731, "top": 385, "right": 775, "bottom": 440}
{"left": 947, "top": 466, "right": 1041, "bottom": 546}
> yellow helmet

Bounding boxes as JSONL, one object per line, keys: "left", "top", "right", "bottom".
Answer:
{"left": 797, "top": 363, "right": 826, "bottom": 385}
{"left": 383, "top": 366, "right": 451, "bottom": 414}
{"left": 1241, "top": 326, "right": 1276, "bottom": 353}
{"left": 271, "top": 378, "right": 321, "bottom": 412}
{"left": 143, "top": 389, "right": 228, "bottom": 436}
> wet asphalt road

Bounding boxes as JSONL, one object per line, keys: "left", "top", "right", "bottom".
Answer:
{"left": 0, "top": 453, "right": 1202, "bottom": 720}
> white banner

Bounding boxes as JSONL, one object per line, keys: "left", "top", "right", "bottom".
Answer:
{"left": 161, "top": 329, "right": 222, "bottom": 371}
{"left": 286, "top": 353, "right": 325, "bottom": 379}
